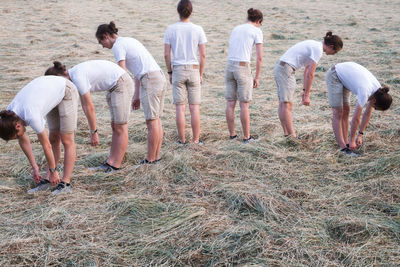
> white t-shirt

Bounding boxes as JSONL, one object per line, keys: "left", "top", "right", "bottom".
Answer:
{"left": 335, "top": 62, "right": 381, "bottom": 107}
{"left": 163, "top": 22, "right": 207, "bottom": 65}
{"left": 7, "top": 76, "right": 67, "bottom": 134}
{"left": 68, "top": 60, "right": 126, "bottom": 95}
{"left": 227, "top": 23, "right": 263, "bottom": 62}
{"left": 112, "top": 37, "right": 160, "bottom": 78}
{"left": 280, "top": 40, "right": 323, "bottom": 70}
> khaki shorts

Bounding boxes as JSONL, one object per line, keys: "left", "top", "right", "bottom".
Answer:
{"left": 172, "top": 65, "right": 201, "bottom": 105}
{"left": 326, "top": 66, "right": 351, "bottom": 107}
{"left": 107, "top": 72, "right": 134, "bottom": 124}
{"left": 140, "top": 70, "right": 167, "bottom": 120}
{"left": 47, "top": 80, "right": 79, "bottom": 133}
{"left": 225, "top": 60, "right": 253, "bottom": 102}
{"left": 274, "top": 61, "right": 296, "bottom": 102}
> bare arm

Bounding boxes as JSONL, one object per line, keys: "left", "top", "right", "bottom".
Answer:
{"left": 253, "top": 43, "right": 263, "bottom": 88}
{"left": 198, "top": 43, "right": 206, "bottom": 85}
{"left": 80, "top": 92, "right": 99, "bottom": 146}
{"left": 37, "top": 130, "right": 60, "bottom": 185}
{"left": 132, "top": 78, "right": 141, "bottom": 110}
{"left": 18, "top": 132, "right": 41, "bottom": 182}
{"left": 164, "top": 44, "right": 172, "bottom": 84}
{"left": 118, "top": 60, "right": 127, "bottom": 71}
{"left": 349, "top": 104, "right": 363, "bottom": 150}
{"left": 355, "top": 101, "right": 374, "bottom": 148}
{"left": 302, "top": 61, "right": 317, "bottom": 106}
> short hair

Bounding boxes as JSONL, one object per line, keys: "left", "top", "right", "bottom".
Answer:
{"left": 177, "top": 0, "right": 192, "bottom": 19}
{"left": 0, "top": 110, "right": 22, "bottom": 141}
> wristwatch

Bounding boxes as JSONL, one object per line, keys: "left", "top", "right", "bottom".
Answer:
{"left": 49, "top": 167, "right": 57, "bottom": 173}
{"left": 90, "top": 129, "right": 98, "bottom": 134}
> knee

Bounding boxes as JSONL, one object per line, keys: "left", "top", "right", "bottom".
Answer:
{"left": 60, "top": 133, "right": 75, "bottom": 147}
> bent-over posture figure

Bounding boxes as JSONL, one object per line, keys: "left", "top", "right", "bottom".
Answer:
{"left": 326, "top": 62, "right": 392, "bottom": 155}
{"left": 46, "top": 60, "right": 134, "bottom": 172}
{"left": 0, "top": 76, "right": 79, "bottom": 194}
{"left": 274, "top": 32, "right": 343, "bottom": 138}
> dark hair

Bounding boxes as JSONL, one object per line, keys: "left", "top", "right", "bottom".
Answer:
{"left": 96, "top": 21, "right": 118, "bottom": 40}
{"left": 0, "top": 110, "right": 22, "bottom": 141}
{"left": 323, "top": 31, "right": 343, "bottom": 52}
{"left": 45, "top": 61, "right": 67, "bottom": 76}
{"left": 247, "top": 8, "right": 263, "bottom": 24}
{"left": 370, "top": 86, "right": 392, "bottom": 111}
{"left": 177, "top": 0, "right": 192, "bottom": 19}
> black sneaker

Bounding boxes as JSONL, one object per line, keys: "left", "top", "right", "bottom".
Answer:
{"left": 340, "top": 147, "right": 359, "bottom": 157}
{"left": 51, "top": 182, "right": 72, "bottom": 195}
{"left": 229, "top": 135, "right": 238, "bottom": 140}
{"left": 139, "top": 159, "right": 156, "bottom": 165}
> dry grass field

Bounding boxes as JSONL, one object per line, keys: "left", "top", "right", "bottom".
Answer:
{"left": 0, "top": 0, "right": 399, "bottom": 266}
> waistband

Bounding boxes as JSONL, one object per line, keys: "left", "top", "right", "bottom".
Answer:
{"left": 109, "top": 72, "right": 130, "bottom": 93}
{"left": 173, "top": 64, "right": 199, "bottom": 70}
{"left": 228, "top": 60, "right": 249, "bottom": 66}
{"left": 279, "top": 61, "right": 295, "bottom": 71}
{"left": 140, "top": 70, "right": 164, "bottom": 81}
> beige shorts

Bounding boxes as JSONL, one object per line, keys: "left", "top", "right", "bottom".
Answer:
{"left": 107, "top": 72, "right": 134, "bottom": 124}
{"left": 326, "top": 66, "right": 351, "bottom": 107}
{"left": 47, "top": 80, "right": 79, "bottom": 133}
{"left": 225, "top": 60, "right": 253, "bottom": 102}
{"left": 140, "top": 70, "right": 167, "bottom": 120}
{"left": 274, "top": 61, "right": 296, "bottom": 102}
{"left": 172, "top": 65, "right": 201, "bottom": 105}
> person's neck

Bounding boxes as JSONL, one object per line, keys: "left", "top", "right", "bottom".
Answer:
{"left": 180, "top": 17, "right": 190, "bottom": 23}
{"left": 248, "top": 21, "right": 259, "bottom": 27}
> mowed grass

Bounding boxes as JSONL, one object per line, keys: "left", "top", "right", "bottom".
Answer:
{"left": 0, "top": 0, "right": 399, "bottom": 266}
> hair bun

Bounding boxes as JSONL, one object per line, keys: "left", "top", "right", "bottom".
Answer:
{"left": 381, "top": 86, "right": 390, "bottom": 93}
{"left": 325, "top": 31, "right": 333, "bottom": 38}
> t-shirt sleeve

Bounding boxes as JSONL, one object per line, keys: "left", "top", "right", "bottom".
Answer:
{"left": 357, "top": 91, "right": 368, "bottom": 107}
{"left": 163, "top": 28, "right": 171, "bottom": 44}
{"left": 254, "top": 29, "right": 263, "bottom": 44}
{"left": 309, "top": 45, "right": 323, "bottom": 63}
{"left": 72, "top": 74, "right": 90, "bottom": 95}
{"left": 198, "top": 26, "right": 207, "bottom": 44}
{"left": 112, "top": 42, "right": 127, "bottom": 63}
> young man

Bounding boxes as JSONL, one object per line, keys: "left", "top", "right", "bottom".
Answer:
{"left": 164, "top": 0, "right": 207, "bottom": 145}
{"left": 0, "top": 76, "right": 79, "bottom": 194}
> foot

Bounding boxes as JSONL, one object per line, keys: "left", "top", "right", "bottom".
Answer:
{"left": 27, "top": 179, "right": 51, "bottom": 194}
{"left": 229, "top": 135, "right": 238, "bottom": 140}
{"left": 51, "top": 182, "right": 72, "bottom": 195}
{"left": 340, "top": 147, "right": 359, "bottom": 157}
{"left": 242, "top": 136, "right": 256, "bottom": 144}
{"left": 89, "top": 162, "right": 120, "bottom": 173}
{"left": 139, "top": 159, "right": 157, "bottom": 165}
{"left": 176, "top": 140, "right": 187, "bottom": 145}
{"left": 193, "top": 140, "right": 204, "bottom": 146}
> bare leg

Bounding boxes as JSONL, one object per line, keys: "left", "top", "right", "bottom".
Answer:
{"left": 342, "top": 104, "right": 350, "bottom": 145}
{"left": 226, "top": 100, "right": 237, "bottom": 137}
{"left": 145, "top": 119, "right": 159, "bottom": 162}
{"left": 156, "top": 118, "right": 163, "bottom": 160}
{"left": 332, "top": 107, "right": 346, "bottom": 149}
{"left": 108, "top": 122, "right": 128, "bottom": 168}
{"left": 60, "top": 132, "right": 76, "bottom": 184}
{"left": 176, "top": 104, "right": 186, "bottom": 143}
{"left": 49, "top": 131, "right": 61, "bottom": 166}
{"left": 278, "top": 102, "right": 296, "bottom": 137}
{"left": 239, "top": 101, "right": 250, "bottom": 139}
{"left": 189, "top": 104, "right": 200, "bottom": 143}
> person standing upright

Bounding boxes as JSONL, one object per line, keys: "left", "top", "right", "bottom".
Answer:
{"left": 225, "top": 8, "right": 263, "bottom": 143}
{"left": 164, "top": 0, "right": 207, "bottom": 145}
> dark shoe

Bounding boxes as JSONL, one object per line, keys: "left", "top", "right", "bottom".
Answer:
{"left": 176, "top": 140, "right": 187, "bottom": 145}
{"left": 229, "top": 135, "right": 238, "bottom": 140}
{"left": 243, "top": 136, "right": 257, "bottom": 144}
{"left": 51, "top": 182, "right": 72, "bottom": 195}
{"left": 340, "top": 147, "right": 359, "bottom": 157}
{"left": 139, "top": 159, "right": 156, "bottom": 165}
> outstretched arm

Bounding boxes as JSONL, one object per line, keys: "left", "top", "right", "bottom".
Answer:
{"left": 302, "top": 61, "right": 317, "bottom": 106}
{"left": 355, "top": 102, "right": 374, "bottom": 148}
{"left": 80, "top": 92, "right": 99, "bottom": 146}
{"left": 18, "top": 132, "right": 41, "bottom": 182}
{"left": 253, "top": 43, "right": 263, "bottom": 88}
{"left": 37, "top": 130, "right": 60, "bottom": 185}
{"left": 349, "top": 104, "right": 363, "bottom": 150}
{"left": 132, "top": 78, "right": 141, "bottom": 110}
